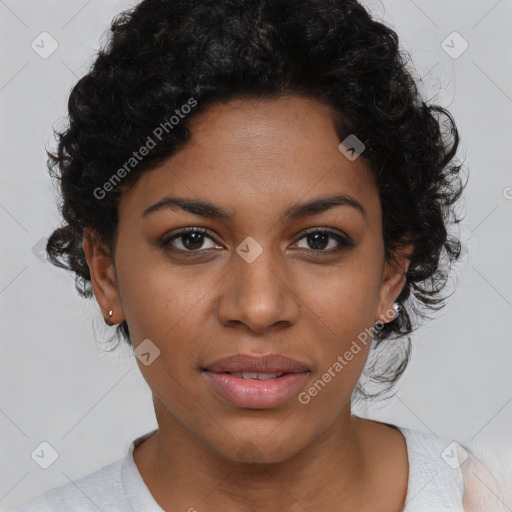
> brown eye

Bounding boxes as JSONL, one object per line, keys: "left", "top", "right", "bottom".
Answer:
{"left": 161, "top": 227, "right": 221, "bottom": 252}
{"left": 295, "top": 229, "right": 354, "bottom": 253}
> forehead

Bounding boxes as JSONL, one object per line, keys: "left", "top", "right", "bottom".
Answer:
{"left": 118, "top": 95, "right": 380, "bottom": 226}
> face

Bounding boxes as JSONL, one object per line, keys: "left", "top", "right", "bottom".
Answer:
{"left": 84, "top": 95, "right": 408, "bottom": 464}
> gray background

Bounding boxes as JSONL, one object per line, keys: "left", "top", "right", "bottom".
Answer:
{"left": 1, "top": 0, "right": 511, "bottom": 510}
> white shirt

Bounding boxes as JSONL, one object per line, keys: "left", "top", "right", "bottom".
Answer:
{"left": 12, "top": 423, "right": 507, "bottom": 511}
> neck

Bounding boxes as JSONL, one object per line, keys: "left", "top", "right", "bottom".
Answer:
{"left": 133, "top": 402, "right": 377, "bottom": 511}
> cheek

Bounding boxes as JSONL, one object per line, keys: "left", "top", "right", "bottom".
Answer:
{"left": 297, "top": 252, "right": 382, "bottom": 389}
{"left": 297, "top": 293, "right": 375, "bottom": 417}
{"left": 305, "top": 257, "right": 382, "bottom": 336}
{"left": 115, "top": 248, "right": 211, "bottom": 343}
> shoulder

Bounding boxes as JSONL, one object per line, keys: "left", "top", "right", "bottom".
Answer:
{"left": 459, "top": 440, "right": 511, "bottom": 512}
{"left": 395, "top": 425, "right": 466, "bottom": 511}
{"left": 396, "top": 425, "right": 509, "bottom": 512}
{"left": 12, "top": 429, "right": 160, "bottom": 512}
{"left": 11, "top": 457, "right": 127, "bottom": 512}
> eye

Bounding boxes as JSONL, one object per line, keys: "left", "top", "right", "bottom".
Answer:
{"left": 294, "top": 229, "right": 354, "bottom": 253}
{"left": 160, "top": 227, "right": 222, "bottom": 252}
{"left": 159, "top": 227, "right": 354, "bottom": 255}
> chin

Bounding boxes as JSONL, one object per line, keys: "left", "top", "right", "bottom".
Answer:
{"left": 210, "top": 429, "right": 308, "bottom": 466}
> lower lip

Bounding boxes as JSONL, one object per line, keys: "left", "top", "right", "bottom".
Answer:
{"left": 203, "top": 371, "right": 309, "bottom": 409}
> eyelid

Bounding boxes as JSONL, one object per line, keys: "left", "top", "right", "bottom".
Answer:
{"left": 160, "top": 226, "right": 218, "bottom": 247}
{"left": 295, "top": 226, "right": 354, "bottom": 246}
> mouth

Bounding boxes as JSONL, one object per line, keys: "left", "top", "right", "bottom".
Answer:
{"left": 220, "top": 371, "right": 289, "bottom": 380}
{"left": 202, "top": 354, "right": 310, "bottom": 409}
{"left": 203, "top": 353, "right": 309, "bottom": 374}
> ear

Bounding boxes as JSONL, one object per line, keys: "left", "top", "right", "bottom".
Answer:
{"left": 375, "top": 244, "right": 412, "bottom": 324}
{"left": 82, "top": 228, "right": 124, "bottom": 325}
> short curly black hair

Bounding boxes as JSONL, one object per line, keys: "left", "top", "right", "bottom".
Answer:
{"left": 46, "top": 0, "right": 465, "bottom": 397}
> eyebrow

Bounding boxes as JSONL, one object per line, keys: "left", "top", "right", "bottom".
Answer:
{"left": 142, "top": 193, "right": 366, "bottom": 221}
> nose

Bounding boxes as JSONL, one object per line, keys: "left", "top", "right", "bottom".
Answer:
{"left": 216, "top": 244, "right": 301, "bottom": 334}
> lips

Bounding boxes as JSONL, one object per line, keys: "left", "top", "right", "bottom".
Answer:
{"left": 202, "top": 354, "right": 309, "bottom": 409}
{"left": 204, "top": 353, "right": 309, "bottom": 374}
{"left": 228, "top": 371, "right": 285, "bottom": 380}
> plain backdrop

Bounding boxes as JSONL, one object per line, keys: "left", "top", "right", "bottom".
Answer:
{"left": 1, "top": 0, "right": 511, "bottom": 510}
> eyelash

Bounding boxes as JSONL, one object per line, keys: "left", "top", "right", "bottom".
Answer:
{"left": 159, "top": 226, "right": 354, "bottom": 255}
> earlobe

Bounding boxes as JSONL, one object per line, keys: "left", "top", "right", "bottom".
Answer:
{"left": 82, "top": 228, "right": 124, "bottom": 325}
{"left": 375, "top": 245, "right": 412, "bottom": 324}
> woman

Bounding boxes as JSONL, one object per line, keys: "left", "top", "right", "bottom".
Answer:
{"left": 14, "top": 0, "right": 507, "bottom": 510}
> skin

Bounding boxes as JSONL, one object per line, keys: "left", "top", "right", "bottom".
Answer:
{"left": 83, "top": 95, "right": 411, "bottom": 512}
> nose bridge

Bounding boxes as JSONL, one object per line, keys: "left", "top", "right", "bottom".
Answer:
{"left": 217, "top": 236, "right": 300, "bottom": 331}
{"left": 237, "top": 244, "right": 283, "bottom": 296}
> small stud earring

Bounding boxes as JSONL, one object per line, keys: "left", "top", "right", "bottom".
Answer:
{"left": 104, "top": 309, "right": 114, "bottom": 326}
{"left": 393, "top": 302, "right": 401, "bottom": 316}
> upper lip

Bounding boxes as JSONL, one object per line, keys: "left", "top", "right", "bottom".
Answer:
{"left": 204, "top": 354, "right": 309, "bottom": 374}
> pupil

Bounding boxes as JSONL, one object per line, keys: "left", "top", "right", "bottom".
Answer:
{"left": 309, "top": 233, "right": 328, "bottom": 250}
{"left": 184, "top": 233, "right": 204, "bottom": 250}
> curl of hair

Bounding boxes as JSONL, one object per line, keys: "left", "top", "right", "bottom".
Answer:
{"left": 46, "top": 0, "right": 466, "bottom": 397}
